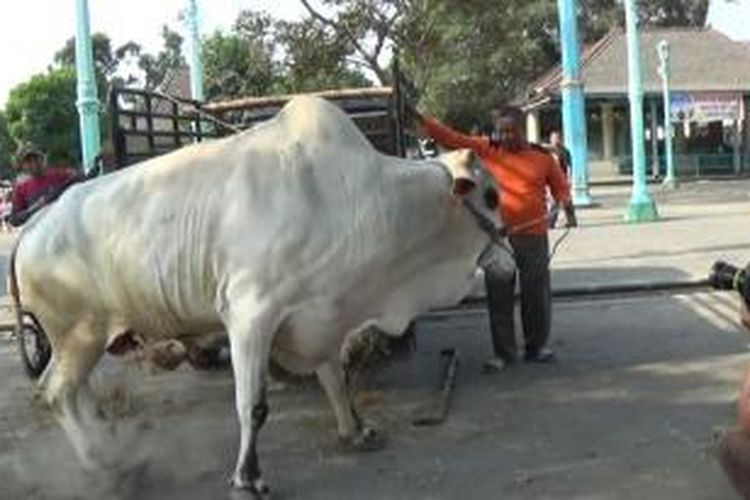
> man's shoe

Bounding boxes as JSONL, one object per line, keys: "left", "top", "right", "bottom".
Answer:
{"left": 482, "top": 356, "right": 515, "bottom": 374}
{"left": 524, "top": 347, "right": 556, "bottom": 364}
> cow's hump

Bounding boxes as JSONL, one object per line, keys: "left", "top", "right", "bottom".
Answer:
{"left": 273, "top": 96, "right": 373, "bottom": 152}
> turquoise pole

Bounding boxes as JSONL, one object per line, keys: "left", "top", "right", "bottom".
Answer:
{"left": 658, "top": 40, "right": 676, "bottom": 189}
{"left": 624, "top": 0, "right": 658, "bottom": 222}
{"left": 186, "top": 0, "right": 204, "bottom": 101}
{"left": 74, "top": 0, "right": 101, "bottom": 175}
{"left": 556, "top": 0, "right": 593, "bottom": 206}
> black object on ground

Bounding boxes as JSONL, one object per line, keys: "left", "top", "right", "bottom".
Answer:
{"left": 412, "top": 348, "right": 459, "bottom": 426}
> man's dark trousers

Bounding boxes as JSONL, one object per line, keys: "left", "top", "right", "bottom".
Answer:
{"left": 483, "top": 234, "right": 550, "bottom": 362}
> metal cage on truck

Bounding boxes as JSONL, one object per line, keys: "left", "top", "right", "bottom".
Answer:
{"left": 109, "top": 81, "right": 408, "bottom": 170}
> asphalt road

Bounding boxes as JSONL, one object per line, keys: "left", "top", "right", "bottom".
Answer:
{"left": 0, "top": 291, "right": 744, "bottom": 499}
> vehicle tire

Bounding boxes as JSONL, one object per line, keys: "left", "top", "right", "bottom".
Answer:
{"left": 17, "top": 322, "right": 51, "bottom": 379}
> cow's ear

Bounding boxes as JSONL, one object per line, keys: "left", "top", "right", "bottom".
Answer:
{"left": 439, "top": 149, "right": 477, "bottom": 198}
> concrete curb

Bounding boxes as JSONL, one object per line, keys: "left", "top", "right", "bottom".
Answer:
{"left": 589, "top": 174, "right": 750, "bottom": 187}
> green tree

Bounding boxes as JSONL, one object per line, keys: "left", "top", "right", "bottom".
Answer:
{"left": 297, "top": 0, "right": 710, "bottom": 126}
{"left": 202, "top": 9, "right": 370, "bottom": 101}
{"left": 275, "top": 17, "right": 371, "bottom": 93}
{"left": 54, "top": 32, "right": 119, "bottom": 79}
{"left": 202, "top": 11, "right": 280, "bottom": 100}
{"left": 4, "top": 68, "right": 80, "bottom": 165}
{"left": 638, "top": 0, "right": 709, "bottom": 26}
{"left": 138, "top": 26, "right": 187, "bottom": 90}
{"left": 391, "top": 0, "right": 554, "bottom": 126}
{"left": 0, "top": 112, "right": 14, "bottom": 178}
{"left": 299, "top": 0, "right": 410, "bottom": 84}
{"left": 203, "top": 31, "right": 279, "bottom": 100}
{"left": 53, "top": 32, "right": 143, "bottom": 90}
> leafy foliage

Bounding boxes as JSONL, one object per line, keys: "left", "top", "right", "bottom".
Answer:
{"left": 202, "top": 8, "right": 371, "bottom": 100}
{"left": 0, "top": 112, "right": 13, "bottom": 176}
{"left": 275, "top": 17, "right": 371, "bottom": 93}
{"left": 137, "top": 26, "right": 187, "bottom": 90}
{"left": 298, "top": 0, "right": 709, "bottom": 126}
{"left": 54, "top": 32, "right": 121, "bottom": 80}
{"left": 4, "top": 68, "right": 80, "bottom": 165}
{"left": 0, "top": 0, "right": 712, "bottom": 168}
{"left": 203, "top": 11, "right": 280, "bottom": 100}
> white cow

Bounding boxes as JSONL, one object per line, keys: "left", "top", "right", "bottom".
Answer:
{"left": 9, "top": 96, "right": 504, "bottom": 495}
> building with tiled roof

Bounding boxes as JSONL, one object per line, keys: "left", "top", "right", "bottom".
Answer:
{"left": 524, "top": 28, "right": 750, "bottom": 178}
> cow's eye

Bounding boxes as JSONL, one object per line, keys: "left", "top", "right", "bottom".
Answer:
{"left": 483, "top": 188, "right": 498, "bottom": 210}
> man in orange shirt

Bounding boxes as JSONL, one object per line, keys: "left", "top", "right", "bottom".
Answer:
{"left": 413, "top": 106, "right": 577, "bottom": 370}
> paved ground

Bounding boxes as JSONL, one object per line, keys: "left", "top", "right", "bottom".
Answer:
{"left": 2, "top": 179, "right": 750, "bottom": 499}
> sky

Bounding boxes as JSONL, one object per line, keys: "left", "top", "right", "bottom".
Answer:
{"left": 0, "top": 0, "right": 748, "bottom": 108}
{"left": 0, "top": 0, "right": 307, "bottom": 107}
{"left": 706, "top": 0, "right": 750, "bottom": 39}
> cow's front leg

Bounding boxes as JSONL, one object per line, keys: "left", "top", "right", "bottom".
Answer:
{"left": 316, "top": 357, "right": 384, "bottom": 451}
{"left": 226, "top": 307, "right": 274, "bottom": 496}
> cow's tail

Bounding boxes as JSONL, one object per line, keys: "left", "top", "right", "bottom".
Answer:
{"left": 8, "top": 229, "right": 25, "bottom": 331}
{"left": 8, "top": 215, "right": 56, "bottom": 381}
{"left": 7, "top": 206, "right": 48, "bottom": 327}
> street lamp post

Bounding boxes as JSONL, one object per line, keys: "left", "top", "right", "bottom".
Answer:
{"left": 74, "top": 0, "right": 101, "bottom": 175}
{"left": 624, "top": 0, "right": 658, "bottom": 222}
{"left": 657, "top": 40, "right": 676, "bottom": 189}
{"left": 556, "top": 0, "right": 593, "bottom": 207}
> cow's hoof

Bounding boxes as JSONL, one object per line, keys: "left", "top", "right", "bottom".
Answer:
{"left": 230, "top": 476, "right": 271, "bottom": 499}
{"left": 339, "top": 426, "right": 386, "bottom": 452}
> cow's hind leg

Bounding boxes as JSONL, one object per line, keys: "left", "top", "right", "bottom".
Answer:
{"left": 316, "top": 357, "right": 384, "bottom": 452}
{"left": 43, "top": 321, "right": 112, "bottom": 469}
{"left": 224, "top": 300, "right": 275, "bottom": 496}
{"left": 44, "top": 319, "right": 145, "bottom": 477}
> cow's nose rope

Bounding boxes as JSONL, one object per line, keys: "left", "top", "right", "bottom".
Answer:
{"left": 548, "top": 226, "right": 571, "bottom": 262}
{"left": 465, "top": 201, "right": 573, "bottom": 267}
{"left": 461, "top": 197, "right": 505, "bottom": 244}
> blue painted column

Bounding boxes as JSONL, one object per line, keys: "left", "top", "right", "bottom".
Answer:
{"left": 75, "top": 0, "right": 101, "bottom": 175}
{"left": 624, "top": 0, "right": 658, "bottom": 222}
{"left": 186, "top": 0, "right": 204, "bottom": 101}
{"left": 556, "top": 0, "right": 593, "bottom": 206}
{"left": 658, "top": 40, "right": 676, "bottom": 188}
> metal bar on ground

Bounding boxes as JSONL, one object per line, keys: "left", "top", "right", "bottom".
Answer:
{"left": 437, "top": 278, "right": 714, "bottom": 313}
{"left": 412, "top": 348, "right": 459, "bottom": 426}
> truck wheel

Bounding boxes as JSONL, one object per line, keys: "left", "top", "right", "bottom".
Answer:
{"left": 18, "top": 323, "right": 51, "bottom": 379}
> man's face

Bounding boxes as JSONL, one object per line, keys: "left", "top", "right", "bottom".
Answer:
{"left": 494, "top": 116, "right": 524, "bottom": 152}
{"left": 550, "top": 132, "right": 562, "bottom": 147}
{"left": 21, "top": 156, "right": 44, "bottom": 176}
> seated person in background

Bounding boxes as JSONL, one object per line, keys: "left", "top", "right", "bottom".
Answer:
{"left": 9, "top": 146, "right": 78, "bottom": 226}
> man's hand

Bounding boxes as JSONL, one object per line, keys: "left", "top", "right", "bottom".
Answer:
{"left": 564, "top": 203, "right": 578, "bottom": 228}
